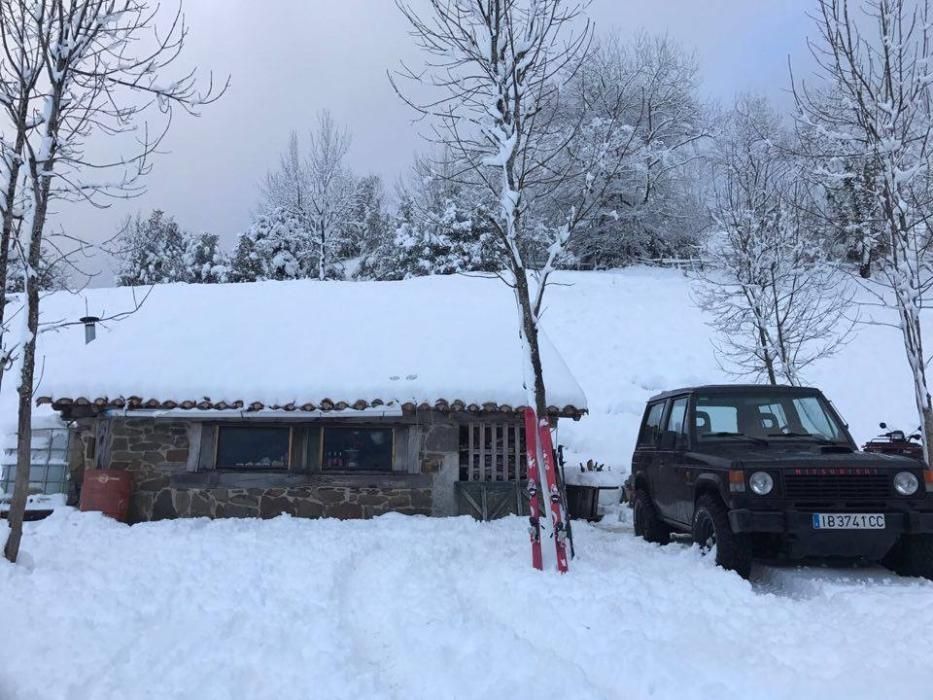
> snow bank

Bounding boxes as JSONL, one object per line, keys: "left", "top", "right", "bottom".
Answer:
{"left": 1, "top": 510, "right": 931, "bottom": 700}
{"left": 28, "top": 276, "right": 586, "bottom": 412}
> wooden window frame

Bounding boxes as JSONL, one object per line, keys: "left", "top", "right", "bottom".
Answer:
{"left": 459, "top": 422, "right": 525, "bottom": 482}
{"left": 213, "top": 424, "right": 294, "bottom": 471}
{"left": 319, "top": 425, "right": 396, "bottom": 473}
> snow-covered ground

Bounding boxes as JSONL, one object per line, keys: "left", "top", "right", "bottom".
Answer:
{"left": 2, "top": 509, "right": 932, "bottom": 700}
{"left": 2, "top": 267, "right": 931, "bottom": 699}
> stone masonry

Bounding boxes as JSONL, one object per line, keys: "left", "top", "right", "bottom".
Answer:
{"left": 142, "top": 485, "right": 433, "bottom": 521}
{"left": 73, "top": 418, "right": 436, "bottom": 523}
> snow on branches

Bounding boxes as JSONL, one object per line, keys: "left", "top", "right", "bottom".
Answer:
{"left": 693, "top": 96, "right": 854, "bottom": 386}
{"left": 794, "top": 0, "right": 933, "bottom": 462}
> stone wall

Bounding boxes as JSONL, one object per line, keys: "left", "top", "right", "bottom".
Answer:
{"left": 67, "top": 412, "right": 529, "bottom": 522}
{"left": 72, "top": 417, "right": 438, "bottom": 523}
{"left": 138, "top": 485, "right": 433, "bottom": 521}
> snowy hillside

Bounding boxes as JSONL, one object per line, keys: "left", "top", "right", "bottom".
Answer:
{"left": 544, "top": 268, "right": 921, "bottom": 469}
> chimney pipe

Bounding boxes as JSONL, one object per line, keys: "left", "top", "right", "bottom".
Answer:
{"left": 80, "top": 316, "right": 100, "bottom": 344}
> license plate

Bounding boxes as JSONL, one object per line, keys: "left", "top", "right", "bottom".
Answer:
{"left": 812, "top": 513, "right": 886, "bottom": 530}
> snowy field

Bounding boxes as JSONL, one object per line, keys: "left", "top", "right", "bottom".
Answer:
{"left": 2, "top": 267, "right": 932, "bottom": 699}
{"left": 2, "top": 510, "right": 933, "bottom": 700}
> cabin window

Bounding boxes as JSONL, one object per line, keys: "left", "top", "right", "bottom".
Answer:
{"left": 459, "top": 422, "right": 526, "bottom": 481}
{"left": 321, "top": 427, "right": 393, "bottom": 471}
{"left": 216, "top": 426, "right": 290, "bottom": 470}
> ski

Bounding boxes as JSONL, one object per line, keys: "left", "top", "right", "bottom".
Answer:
{"left": 557, "top": 446, "right": 575, "bottom": 560}
{"left": 523, "top": 408, "right": 543, "bottom": 570}
{"left": 537, "top": 416, "right": 570, "bottom": 573}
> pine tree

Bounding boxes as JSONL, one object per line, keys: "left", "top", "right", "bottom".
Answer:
{"left": 183, "top": 232, "right": 229, "bottom": 283}
{"left": 229, "top": 233, "right": 262, "bottom": 283}
{"left": 115, "top": 210, "right": 189, "bottom": 286}
{"left": 360, "top": 192, "right": 498, "bottom": 280}
{"left": 231, "top": 207, "right": 315, "bottom": 281}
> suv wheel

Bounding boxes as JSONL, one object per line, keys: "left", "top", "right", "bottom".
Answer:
{"left": 632, "top": 488, "right": 670, "bottom": 545}
{"left": 692, "top": 494, "right": 752, "bottom": 579}
{"left": 883, "top": 535, "right": 933, "bottom": 580}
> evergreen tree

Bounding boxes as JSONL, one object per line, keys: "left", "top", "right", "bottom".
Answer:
{"left": 183, "top": 232, "right": 229, "bottom": 283}
{"left": 229, "top": 233, "right": 263, "bottom": 283}
{"left": 361, "top": 192, "right": 498, "bottom": 280}
{"left": 339, "top": 174, "right": 388, "bottom": 261}
{"left": 230, "top": 207, "right": 315, "bottom": 281}
{"left": 115, "top": 210, "right": 188, "bottom": 286}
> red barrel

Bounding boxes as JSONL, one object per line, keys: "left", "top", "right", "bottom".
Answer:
{"left": 80, "top": 469, "right": 133, "bottom": 522}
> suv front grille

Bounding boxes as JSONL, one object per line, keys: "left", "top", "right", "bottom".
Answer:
{"left": 783, "top": 472, "right": 892, "bottom": 502}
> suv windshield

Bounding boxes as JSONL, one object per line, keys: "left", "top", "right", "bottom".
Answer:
{"left": 695, "top": 391, "right": 847, "bottom": 444}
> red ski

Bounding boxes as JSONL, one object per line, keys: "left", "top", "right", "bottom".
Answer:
{"left": 537, "top": 417, "right": 569, "bottom": 573}
{"left": 523, "top": 408, "right": 543, "bottom": 570}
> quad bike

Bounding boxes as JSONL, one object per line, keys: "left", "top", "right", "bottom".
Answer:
{"left": 862, "top": 422, "right": 925, "bottom": 461}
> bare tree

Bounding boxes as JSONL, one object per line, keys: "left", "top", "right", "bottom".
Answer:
{"left": 560, "top": 32, "right": 710, "bottom": 265}
{"left": 4, "top": 0, "right": 226, "bottom": 563}
{"left": 262, "top": 111, "right": 357, "bottom": 279}
{"left": 0, "top": 0, "right": 44, "bottom": 392}
{"left": 392, "top": 0, "right": 637, "bottom": 418}
{"left": 794, "top": 0, "right": 933, "bottom": 463}
{"left": 693, "top": 96, "right": 853, "bottom": 386}
{"left": 393, "top": 1, "right": 646, "bottom": 572}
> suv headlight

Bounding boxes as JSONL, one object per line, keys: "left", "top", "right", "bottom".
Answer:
{"left": 894, "top": 471, "right": 919, "bottom": 496}
{"left": 749, "top": 471, "right": 774, "bottom": 496}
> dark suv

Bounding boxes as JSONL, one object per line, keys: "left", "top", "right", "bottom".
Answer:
{"left": 630, "top": 384, "right": 933, "bottom": 579}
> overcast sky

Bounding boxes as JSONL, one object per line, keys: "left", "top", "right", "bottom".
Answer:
{"left": 55, "top": 0, "right": 816, "bottom": 282}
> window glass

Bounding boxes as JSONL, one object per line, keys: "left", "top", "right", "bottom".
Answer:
{"left": 696, "top": 405, "right": 736, "bottom": 434}
{"left": 794, "top": 397, "right": 842, "bottom": 440}
{"left": 323, "top": 428, "right": 393, "bottom": 471}
{"left": 638, "top": 402, "right": 665, "bottom": 446}
{"left": 758, "top": 403, "right": 788, "bottom": 433}
{"left": 216, "top": 427, "right": 290, "bottom": 469}
{"left": 666, "top": 398, "right": 689, "bottom": 437}
{"left": 695, "top": 393, "right": 845, "bottom": 441}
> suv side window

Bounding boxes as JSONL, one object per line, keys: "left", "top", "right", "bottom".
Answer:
{"left": 666, "top": 397, "right": 689, "bottom": 438}
{"left": 639, "top": 401, "right": 666, "bottom": 447}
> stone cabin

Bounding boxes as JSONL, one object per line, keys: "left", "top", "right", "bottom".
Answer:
{"left": 34, "top": 276, "right": 586, "bottom": 522}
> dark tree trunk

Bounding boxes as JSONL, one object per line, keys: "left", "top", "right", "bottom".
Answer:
{"left": 4, "top": 185, "right": 48, "bottom": 563}
{"left": 513, "top": 265, "right": 548, "bottom": 419}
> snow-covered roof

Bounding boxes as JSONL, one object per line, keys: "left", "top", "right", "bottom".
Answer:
{"left": 32, "top": 275, "right": 587, "bottom": 417}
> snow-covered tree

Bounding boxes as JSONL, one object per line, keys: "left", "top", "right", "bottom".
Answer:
{"left": 3, "top": 0, "right": 225, "bottom": 563}
{"left": 559, "top": 33, "right": 710, "bottom": 266}
{"left": 262, "top": 112, "right": 358, "bottom": 279}
{"left": 694, "top": 96, "right": 853, "bottom": 385}
{"left": 339, "top": 174, "right": 388, "bottom": 262}
{"left": 183, "top": 232, "right": 229, "bottom": 284}
{"left": 0, "top": 0, "right": 44, "bottom": 394}
{"left": 228, "top": 233, "right": 262, "bottom": 283}
{"left": 4, "top": 249, "right": 67, "bottom": 293}
{"left": 393, "top": 0, "right": 632, "bottom": 481}
{"left": 362, "top": 191, "right": 498, "bottom": 280}
{"left": 231, "top": 207, "right": 314, "bottom": 282}
{"left": 359, "top": 152, "right": 500, "bottom": 279}
{"left": 794, "top": 0, "right": 933, "bottom": 463}
{"left": 115, "top": 211, "right": 189, "bottom": 286}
